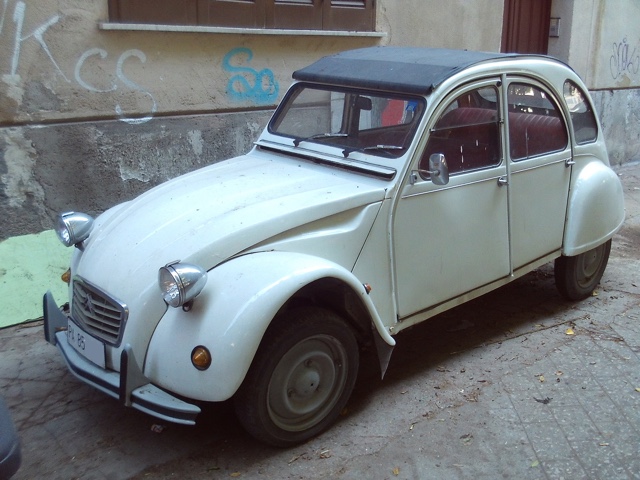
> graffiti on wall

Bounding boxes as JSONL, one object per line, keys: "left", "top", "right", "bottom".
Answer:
{"left": 610, "top": 37, "right": 639, "bottom": 81}
{"left": 5, "top": 1, "right": 68, "bottom": 81}
{"left": 223, "top": 47, "right": 279, "bottom": 104}
{"left": 75, "top": 48, "right": 157, "bottom": 125}
{"left": 1, "top": 0, "right": 157, "bottom": 124}
{"left": 1, "top": 2, "right": 279, "bottom": 125}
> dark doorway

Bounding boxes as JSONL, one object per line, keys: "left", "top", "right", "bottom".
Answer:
{"left": 501, "top": 0, "right": 552, "bottom": 54}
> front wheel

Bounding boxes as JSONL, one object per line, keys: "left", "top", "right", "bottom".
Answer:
{"left": 234, "top": 307, "right": 359, "bottom": 447}
{"left": 554, "top": 239, "right": 611, "bottom": 301}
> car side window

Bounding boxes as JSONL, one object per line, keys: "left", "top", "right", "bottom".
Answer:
{"left": 563, "top": 80, "right": 598, "bottom": 144}
{"left": 507, "top": 83, "right": 568, "bottom": 161}
{"left": 419, "top": 86, "right": 501, "bottom": 178}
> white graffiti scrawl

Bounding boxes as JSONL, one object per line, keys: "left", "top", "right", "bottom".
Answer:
{"left": 6, "top": 1, "right": 68, "bottom": 81}
{"left": 2, "top": 0, "right": 156, "bottom": 124}
{"left": 75, "top": 48, "right": 157, "bottom": 125}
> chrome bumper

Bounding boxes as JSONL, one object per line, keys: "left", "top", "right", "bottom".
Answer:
{"left": 43, "top": 291, "right": 200, "bottom": 425}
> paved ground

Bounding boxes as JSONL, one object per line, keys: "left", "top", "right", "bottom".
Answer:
{"left": 1, "top": 162, "right": 639, "bottom": 480}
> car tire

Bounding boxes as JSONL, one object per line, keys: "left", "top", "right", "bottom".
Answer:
{"left": 554, "top": 239, "right": 611, "bottom": 301}
{"left": 234, "top": 307, "right": 359, "bottom": 447}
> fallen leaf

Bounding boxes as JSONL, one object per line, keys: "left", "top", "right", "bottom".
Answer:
{"left": 531, "top": 460, "right": 540, "bottom": 468}
{"left": 288, "top": 453, "right": 305, "bottom": 464}
{"left": 565, "top": 327, "right": 575, "bottom": 335}
{"left": 319, "top": 449, "right": 332, "bottom": 459}
{"left": 538, "top": 375, "right": 545, "bottom": 383}
{"left": 635, "top": 387, "right": 640, "bottom": 393}
{"left": 460, "top": 433, "right": 473, "bottom": 445}
{"left": 230, "top": 473, "right": 241, "bottom": 478}
{"left": 592, "top": 291, "right": 599, "bottom": 296}
{"left": 533, "top": 397, "right": 552, "bottom": 404}
{"left": 392, "top": 467, "right": 400, "bottom": 475}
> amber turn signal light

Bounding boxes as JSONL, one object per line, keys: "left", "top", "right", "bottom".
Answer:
{"left": 61, "top": 268, "right": 71, "bottom": 284}
{"left": 191, "top": 346, "right": 211, "bottom": 371}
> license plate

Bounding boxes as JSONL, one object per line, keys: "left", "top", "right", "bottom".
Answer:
{"left": 67, "top": 319, "right": 106, "bottom": 368}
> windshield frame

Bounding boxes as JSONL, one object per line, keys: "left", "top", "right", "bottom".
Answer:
{"left": 267, "top": 83, "right": 427, "bottom": 163}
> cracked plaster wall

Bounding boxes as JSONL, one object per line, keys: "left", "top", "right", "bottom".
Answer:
{"left": 591, "top": 89, "right": 640, "bottom": 166}
{"left": 0, "top": 111, "right": 271, "bottom": 241}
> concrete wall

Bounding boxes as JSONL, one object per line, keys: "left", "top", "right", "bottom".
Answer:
{"left": 548, "top": 0, "right": 640, "bottom": 166}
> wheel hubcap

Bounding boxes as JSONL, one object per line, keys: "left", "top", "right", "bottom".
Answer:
{"left": 577, "top": 244, "right": 604, "bottom": 286}
{"left": 267, "top": 335, "right": 348, "bottom": 432}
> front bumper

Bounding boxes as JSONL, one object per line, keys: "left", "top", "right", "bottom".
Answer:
{"left": 43, "top": 291, "right": 200, "bottom": 425}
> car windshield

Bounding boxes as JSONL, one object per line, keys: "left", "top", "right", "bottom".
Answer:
{"left": 268, "top": 84, "right": 425, "bottom": 159}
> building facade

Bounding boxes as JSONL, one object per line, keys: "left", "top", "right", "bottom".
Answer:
{"left": 0, "top": 0, "right": 638, "bottom": 325}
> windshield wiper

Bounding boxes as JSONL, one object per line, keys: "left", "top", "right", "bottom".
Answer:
{"left": 293, "top": 133, "right": 348, "bottom": 147}
{"left": 342, "top": 145, "right": 405, "bottom": 157}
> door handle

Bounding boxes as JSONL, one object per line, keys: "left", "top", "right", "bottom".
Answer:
{"left": 497, "top": 176, "right": 508, "bottom": 187}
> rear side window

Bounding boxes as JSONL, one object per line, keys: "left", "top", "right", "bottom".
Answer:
{"left": 507, "top": 83, "right": 568, "bottom": 161}
{"left": 563, "top": 81, "right": 598, "bottom": 144}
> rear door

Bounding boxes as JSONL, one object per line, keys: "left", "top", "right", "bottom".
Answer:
{"left": 505, "top": 78, "right": 571, "bottom": 269}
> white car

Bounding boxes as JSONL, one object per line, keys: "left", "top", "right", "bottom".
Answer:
{"left": 44, "top": 47, "right": 625, "bottom": 446}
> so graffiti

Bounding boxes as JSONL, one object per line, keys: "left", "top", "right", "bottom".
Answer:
{"left": 610, "top": 37, "right": 639, "bottom": 81}
{"left": 1, "top": 1, "right": 278, "bottom": 124}
{"left": 223, "top": 47, "right": 279, "bottom": 104}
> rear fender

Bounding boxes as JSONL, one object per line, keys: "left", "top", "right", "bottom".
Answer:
{"left": 144, "top": 251, "right": 394, "bottom": 402}
{"left": 564, "top": 160, "right": 624, "bottom": 256}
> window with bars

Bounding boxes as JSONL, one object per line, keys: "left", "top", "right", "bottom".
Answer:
{"left": 107, "top": 0, "right": 375, "bottom": 32}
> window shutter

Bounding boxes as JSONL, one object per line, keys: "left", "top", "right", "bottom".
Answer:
{"left": 197, "top": 0, "right": 265, "bottom": 27}
{"left": 108, "top": 0, "right": 374, "bottom": 31}
{"left": 323, "top": 0, "right": 374, "bottom": 31}
{"left": 109, "top": 0, "right": 198, "bottom": 25}
{"left": 268, "top": 0, "right": 322, "bottom": 29}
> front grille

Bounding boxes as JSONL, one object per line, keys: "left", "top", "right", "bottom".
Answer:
{"left": 71, "top": 277, "right": 128, "bottom": 345}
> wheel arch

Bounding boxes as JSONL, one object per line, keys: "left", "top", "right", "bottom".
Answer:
{"left": 145, "top": 251, "right": 394, "bottom": 403}
{"left": 563, "top": 159, "right": 625, "bottom": 256}
{"left": 274, "top": 277, "right": 374, "bottom": 346}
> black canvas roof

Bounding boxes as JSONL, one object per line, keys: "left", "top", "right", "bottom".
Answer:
{"left": 293, "top": 47, "right": 514, "bottom": 95}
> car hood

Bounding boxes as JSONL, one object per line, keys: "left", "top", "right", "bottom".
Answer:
{"left": 75, "top": 150, "right": 387, "bottom": 300}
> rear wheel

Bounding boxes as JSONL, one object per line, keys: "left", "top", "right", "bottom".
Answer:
{"left": 554, "top": 239, "right": 611, "bottom": 300}
{"left": 234, "top": 307, "right": 359, "bottom": 447}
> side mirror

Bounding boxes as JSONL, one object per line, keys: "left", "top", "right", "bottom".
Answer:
{"left": 428, "top": 153, "right": 449, "bottom": 185}
{"left": 353, "top": 95, "right": 372, "bottom": 111}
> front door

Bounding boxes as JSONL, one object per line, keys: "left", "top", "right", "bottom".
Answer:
{"left": 393, "top": 81, "right": 510, "bottom": 319}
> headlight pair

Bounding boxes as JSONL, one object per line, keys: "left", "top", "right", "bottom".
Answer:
{"left": 55, "top": 212, "right": 207, "bottom": 309}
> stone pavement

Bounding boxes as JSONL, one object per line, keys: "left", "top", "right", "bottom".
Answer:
{"left": 1, "top": 161, "right": 639, "bottom": 480}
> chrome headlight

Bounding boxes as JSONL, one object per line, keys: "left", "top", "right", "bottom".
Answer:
{"left": 158, "top": 263, "right": 208, "bottom": 308}
{"left": 56, "top": 212, "right": 94, "bottom": 247}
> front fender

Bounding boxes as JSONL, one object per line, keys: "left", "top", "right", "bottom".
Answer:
{"left": 563, "top": 160, "right": 625, "bottom": 256}
{"left": 144, "top": 251, "right": 394, "bottom": 402}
